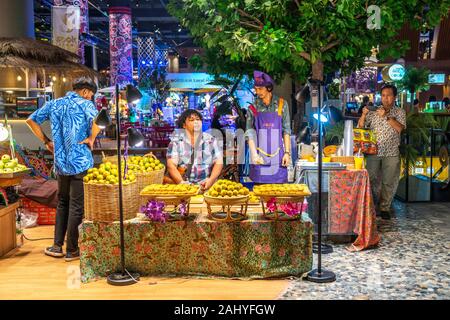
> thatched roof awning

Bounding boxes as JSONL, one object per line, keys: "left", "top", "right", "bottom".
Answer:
{"left": 0, "top": 37, "right": 98, "bottom": 78}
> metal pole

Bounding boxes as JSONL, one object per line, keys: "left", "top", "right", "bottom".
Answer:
{"left": 317, "top": 84, "right": 323, "bottom": 274}
{"left": 25, "top": 68, "right": 29, "bottom": 98}
{"left": 116, "top": 83, "right": 126, "bottom": 275}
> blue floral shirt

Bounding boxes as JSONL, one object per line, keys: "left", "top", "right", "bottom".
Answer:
{"left": 29, "top": 91, "right": 98, "bottom": 175}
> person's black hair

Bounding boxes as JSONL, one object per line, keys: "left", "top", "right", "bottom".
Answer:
{"left": 381, "top": 84, "right": 397, "bottom": 96}
{"left": 73, "top": 77, "right": 97, "bottom": 94}
{"left": 429, "top": 95, "right": 437, "bottom": 102}
{"left": 443, "top": 97, "right": 449, "bottom": 106}
{"left": 266, "top": 84, "right": 273, "bottom": 92}
{"left": 176, "top": 109, "right": 203, "bottom": 128}
{"left": 413, "top": 99, "right": 419, "bottom": 105}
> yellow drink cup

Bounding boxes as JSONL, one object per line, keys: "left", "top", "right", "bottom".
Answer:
{"left": 354, "top": 156, "right": 364, "bottom": 170}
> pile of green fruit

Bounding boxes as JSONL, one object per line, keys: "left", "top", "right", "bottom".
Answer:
{"left": 0, "top": 155, "right": 28, "bottom": 174}
{"left": 126, "top": 155, "right": 165, "bottom": 174}
{"left": 206, "top": 179, "right": 250, "bottom": 198}
{"left": 102, "top": 156, "right": 165, "bottom": 174}
{"left": 83, "top": 162, "right": 136, "bottom": 185}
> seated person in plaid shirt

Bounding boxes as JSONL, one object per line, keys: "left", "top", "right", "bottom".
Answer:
{"left": 166, "top": 109, "right": 223, "bottom": 191}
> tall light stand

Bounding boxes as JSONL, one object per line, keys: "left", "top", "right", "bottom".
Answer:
{"left": 104, "top": 84, "right": 142, "bottom": 286}
{"left": 306, "top": 80, "right": 336, "bottom": 283}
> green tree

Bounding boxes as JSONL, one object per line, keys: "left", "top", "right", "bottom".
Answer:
{"left": 168, "top": 0, "right": 450, "bottom": 83}
{"left": 396, "top": 66, "right": 430, "bottom": 111}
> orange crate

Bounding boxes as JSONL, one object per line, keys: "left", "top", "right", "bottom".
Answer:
{"left": 21, "top": 198, "right": 56, "bottom": 225}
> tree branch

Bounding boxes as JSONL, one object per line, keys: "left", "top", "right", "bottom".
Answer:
{"left": 236, "top": 8, "right": 264, "bottom": 28}
{"left": 239, "top": 21, "right": 263, "bottom": 31}
{"left": 321, "top": 39, "right": 340, "bottom": 52}
{"left": 299, "top": 52, "right": 311, "bottom": 61}
{"left": 294, "top": 0, "right": 301, "bottom": 10}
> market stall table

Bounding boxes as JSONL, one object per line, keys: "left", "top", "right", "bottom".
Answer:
{"left": 79, "top": 204, "right": 313, "bottom": 283}
{"left": 299, "top": 168, "right": 380, "bottom": 251}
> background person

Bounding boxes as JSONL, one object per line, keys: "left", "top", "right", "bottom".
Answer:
{"left": 26, "top": 77, "right": 100, "bottom": 261}
{"left": 357, "top": 84, "right": 406, "bottom": 219}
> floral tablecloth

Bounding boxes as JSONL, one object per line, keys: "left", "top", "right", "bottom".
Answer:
{"left": 79, "top": 212, "right": 313, "bottom": 283}
{"left": 329, "top": 169, "right": 381, "bottom": 251}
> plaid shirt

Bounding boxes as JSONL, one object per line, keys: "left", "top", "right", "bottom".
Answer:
{"left": 167, "top": 130, "right": 222, "bottom": 183}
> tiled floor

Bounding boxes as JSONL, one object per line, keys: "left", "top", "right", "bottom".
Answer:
{"left": 280, "top": 200, "right": 450, "bottom": 300}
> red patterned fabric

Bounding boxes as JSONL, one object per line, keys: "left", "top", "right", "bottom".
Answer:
{"left": 329, "top": 170, "right": 381, "bottom": 251}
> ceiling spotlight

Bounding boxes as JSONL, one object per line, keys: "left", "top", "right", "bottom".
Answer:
{"left": 17, "top": 75, "right": 22, "bottom": 81}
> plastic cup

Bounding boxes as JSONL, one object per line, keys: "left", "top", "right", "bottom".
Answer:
{"left": 354, "top": 156, "right": 364, "bottom": 170}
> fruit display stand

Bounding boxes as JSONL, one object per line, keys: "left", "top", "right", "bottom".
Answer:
{"left": 203, "top": 194, "right": 249, "bottom": 222}
{"left": 254, "top": 184, "right": 312, "bottom": 221}
{"left": 140, "top": 184, "right": 200, "bottom": 221}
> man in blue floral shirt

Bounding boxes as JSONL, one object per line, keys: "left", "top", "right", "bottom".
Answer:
{"left": 26, "top": 77, "right": 100, "bottom": 261}
{"left": 166, "top": 109, "right": 223, "bottom": 191}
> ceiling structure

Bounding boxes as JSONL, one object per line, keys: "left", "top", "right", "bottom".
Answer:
{"left": 33, "top": 0, "right": 196, "bottom": 71}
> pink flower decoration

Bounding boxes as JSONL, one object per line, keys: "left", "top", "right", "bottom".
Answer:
{"left": 263, "top": 244, "right": 270, "bottom": 253}
{"left": 255, "top": 244, "right": 263, "bottom": 253}
{"left": 266, "top": 197, "right": 277, "bottom": 213}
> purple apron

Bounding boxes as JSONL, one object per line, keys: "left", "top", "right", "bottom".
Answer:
{"left": 249, "top": 99, "right": 287, "bottom": 183}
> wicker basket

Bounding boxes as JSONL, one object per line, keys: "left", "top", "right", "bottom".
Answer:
{"left": 84, "top": 182, "right": 139, "bottom": 222}
{"left": 139, "top": 194, "right": 193, "bottom": 221}
{"left": 135, "top": 154, "right": 165, "bottom": 192}
{"left": 331, "top": 156, "right": 355, "bottom": 165}
{"left": 258, "top": 195, "right": 307, "bottom": 221}
{"left": 102, "top": 153, "right": 165, "bottom": 192}
{"left": 203, "top": 194, "right": 249, "bottom": 222}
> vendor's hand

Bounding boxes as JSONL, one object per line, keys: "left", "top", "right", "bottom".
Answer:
{"left": 376, "top": 107, "right": 386, "bottom": 118}
{"left": 282, "top": 153, "right": 291, "bottom": 167}
{"left": 79, "top": 137, "right": 94, "bottom": 150}
{"left": 45, "top": 141, "right": 54, "bottom": 153}
{"left": 200, "top": 178, "right": 214, "bottom": 191}
{"left": 251, "top": 153, "right": 265, "bottom": 165}
{"left": 362, "top": 106, "right": 369, "bottom": 116}
{"left": 180, "top": 180, "right": 190, "bottom": 185}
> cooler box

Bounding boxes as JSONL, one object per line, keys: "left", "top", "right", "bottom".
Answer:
{"left": 21, "top": 197, "right": 56, "bottom": 225}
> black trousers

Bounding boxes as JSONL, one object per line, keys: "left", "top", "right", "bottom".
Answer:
{"left": 54, "top": 171, "right": 86, "bottom": 253}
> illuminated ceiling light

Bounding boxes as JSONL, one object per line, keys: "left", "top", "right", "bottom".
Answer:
{"left": 17, "top": 75, "right": 22, "bottom": 81}
{"left": 62, "top": 77, "right": 67, "bottom": 83}
{"left": 52, "top": 76, "right": 57, "bottom": 81}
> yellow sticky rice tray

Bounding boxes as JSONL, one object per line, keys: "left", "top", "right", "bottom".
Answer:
{"left": 253, "top": 184, "right": 311, "bottom": 197}
{"left": 141, "top": 184, "right": 199, "bottom": 196}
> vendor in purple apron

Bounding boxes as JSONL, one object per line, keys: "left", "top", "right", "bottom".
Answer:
{"left": 246, "top": 71, "right": 292, "bottom": 183}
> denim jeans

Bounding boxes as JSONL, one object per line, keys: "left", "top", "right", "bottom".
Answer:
{"left": 54, "top": 171, "right": 87, "bottom": 253}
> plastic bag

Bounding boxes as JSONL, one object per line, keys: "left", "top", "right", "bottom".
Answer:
{"left": 17, "top": 208, "right": 38, "bottom": 229}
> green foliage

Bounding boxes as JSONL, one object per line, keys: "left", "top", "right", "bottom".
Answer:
{"left": 396, "top": 66, "right": 430, "bottom": 98}
{"left": 400, "top": 113, "right": 438, "bottom": 171}
{"left": 325, "top": 120, "right": 345, "bottom": 145}
{"left": 327, "top": 82, "right": 340, "bottom": 99}
{"left": 168, "top": 0, "right": 450, "bottom": 82}
{"left": 139, "top": 68, "right": 171, "bottom": 103}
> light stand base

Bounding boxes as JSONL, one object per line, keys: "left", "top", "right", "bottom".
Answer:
{"left": 313, "top": 243, "right": 334, "bottom": 254}
{"left": 107, "top": 272, "right": 140, "bottom": 286}
{"left": 306, "top": 269, "right": 336, "bottom": 283}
